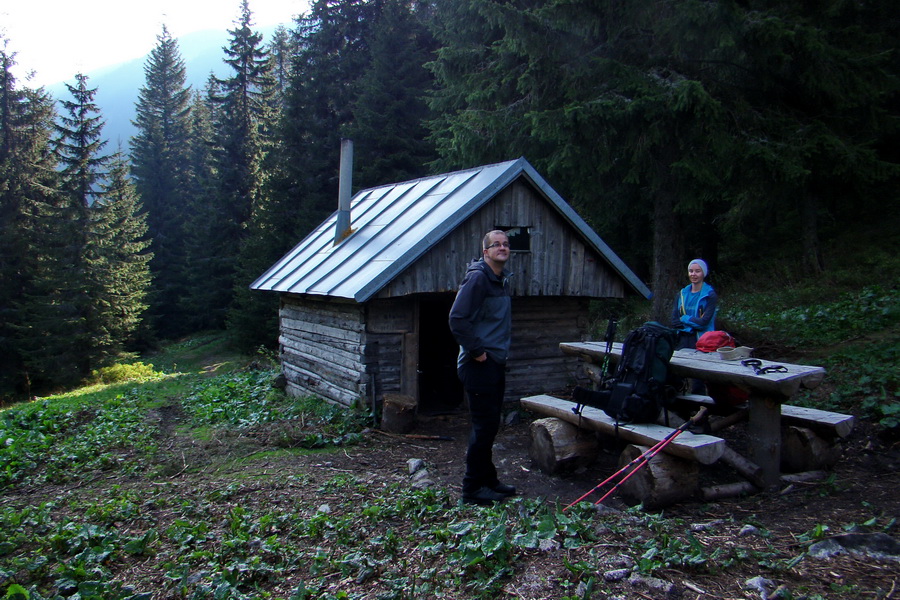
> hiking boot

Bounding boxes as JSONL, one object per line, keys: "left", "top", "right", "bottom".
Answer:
{"left": 491, "top": 482, "right": 516, "bottom": 496}
{"left": 461, "top": 486, "right": 508, "bottom": 505}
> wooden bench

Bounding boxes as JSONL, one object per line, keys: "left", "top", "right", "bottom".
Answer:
{"left": 520, "top": 394, "right": 725, "bottom": 465}
{"left": 522, "top": 394, "right": 726, "bottom": 508}
{"left": 672, "top": 394, "right": 855, "bottom": 439}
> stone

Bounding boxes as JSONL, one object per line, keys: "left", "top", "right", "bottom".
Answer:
{"left": 603, "top": 568, "right": 630, "bottom": 582}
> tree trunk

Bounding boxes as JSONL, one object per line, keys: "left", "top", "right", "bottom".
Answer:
{"left": 651, "top": 183, "right": 684, "bottom": 322}
{"left": 801, "top": 192, "right": 825, "bottom": 275}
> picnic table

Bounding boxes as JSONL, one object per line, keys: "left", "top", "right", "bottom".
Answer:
{"left": 557, "top": 341, "right": 834, "bottom": 490}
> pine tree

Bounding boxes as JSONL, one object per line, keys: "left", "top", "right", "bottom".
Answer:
{"left": 180, "top": 84, "right": 225, "bottom": 332}
{"left": 265, "top": 0, "right": 381, "bottom": 252}
{"left": 0, "top": 43, "right": 59, "bottom": 397}
{"left": 345, "top": 0, "right": 439, "bottom": 189}
{"left": 89, "top": 153, "right": 153, "bottom": 356}
{"left": 267, "top": 24, "right": 296, "bottom": 106}
{"left": 130, "top": 26, "right": 193, "bottom": 338}
{"left": 427, "top": 0, "right": 733, "bottom": 313}
{"left": 426, "top": 0, "right": 899, "bottom": 314}
{"left": 713, "top": 0, "right": 900, "bottom": 275}
{"left": 27, "top": 73, "right": 111, "bottom": 381}
{"left": 202, "top": 0, "right": 277, "bottom": 339}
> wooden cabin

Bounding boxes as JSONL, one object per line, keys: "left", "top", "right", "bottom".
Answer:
{"left": 250, "top": 157, "right": 650, "bottom": 414}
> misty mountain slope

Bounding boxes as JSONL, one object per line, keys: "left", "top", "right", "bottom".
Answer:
{"left": 47, "top": 26, "right": 278, "bottom": 147}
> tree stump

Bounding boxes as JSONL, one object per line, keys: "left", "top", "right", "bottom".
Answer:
{"left": 781, "top": 425, "right": 840, "bottom": 472}
{"left": 381, "top": 394, "right": 416, "bottom": 434}
{"left": 617, "top": 444, "right": 698, "bottom": 509}
{"left": 529, "top": 417, "right": 599, "bottom": 475}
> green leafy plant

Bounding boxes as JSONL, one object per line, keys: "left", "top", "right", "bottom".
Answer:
{"left": 89, "top": 362, "right": 164, "bottom": 385}
{"left": 722, "top": 284, "right": 899, "bottom": 347}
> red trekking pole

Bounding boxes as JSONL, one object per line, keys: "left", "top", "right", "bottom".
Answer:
{"left": 564, "top": 407, "right": 708, "bottom": 510}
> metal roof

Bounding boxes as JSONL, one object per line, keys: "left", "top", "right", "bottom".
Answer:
{"left": 250, "top": 157, "right": 651, "bottom": 301}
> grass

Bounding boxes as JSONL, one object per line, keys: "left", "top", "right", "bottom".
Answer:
{"left": 2, "top": 268, "right": 899, "bottom": 598}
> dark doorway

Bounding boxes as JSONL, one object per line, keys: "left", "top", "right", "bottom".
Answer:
{"left": 417, "top": 295, "right": 464, "bottom": 414}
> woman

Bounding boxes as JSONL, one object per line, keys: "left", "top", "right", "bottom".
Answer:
{"left": 671, "top": 258, "right": 718, "bottom": 350}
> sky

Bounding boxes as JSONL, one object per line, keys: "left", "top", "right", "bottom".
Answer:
{"left": 2, "top": 0, "right": 309, "bottom": 88}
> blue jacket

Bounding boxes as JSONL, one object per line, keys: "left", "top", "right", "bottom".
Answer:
{"left": 449, "top": 259, "right": 512, "bottom": 368}
{"left": 671, "top": 282, "right": 718, "bottom": 339}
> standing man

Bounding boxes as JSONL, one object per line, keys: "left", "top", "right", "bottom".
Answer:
{"left": 449, "top": 230, "right": 516, "bottom": 505}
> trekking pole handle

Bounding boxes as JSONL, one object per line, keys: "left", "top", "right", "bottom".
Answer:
{"left": 604, "top": 317, "right": 617, "bottom": 344}
{"left": 688, "top": 406, "right": 708, "bottom": 426}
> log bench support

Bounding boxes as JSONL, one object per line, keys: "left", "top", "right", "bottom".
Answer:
{"left": 748, "top": 394, "right": 783, "bottom": 489}
{"left": 529, "top": 417, "right": 599, "bottom": 475}
{"left": 618, "top": 444, "right": 699, "bottom": 509}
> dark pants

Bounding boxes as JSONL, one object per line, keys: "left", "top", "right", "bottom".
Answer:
{"left": 458, "top": 357, "right": 505, "bottom": 494}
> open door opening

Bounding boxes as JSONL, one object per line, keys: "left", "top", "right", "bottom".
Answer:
{"left": 417, "top": 294, "right": 464, "bottom": 415}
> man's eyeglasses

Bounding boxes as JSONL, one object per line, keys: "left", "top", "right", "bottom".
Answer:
{"left": 485, "top": 242, "right": 511, "bottom": 249}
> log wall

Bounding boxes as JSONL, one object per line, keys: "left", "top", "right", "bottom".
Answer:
{"left": 279, "top": 295, "right": 369, "bottom": 408}
{"left": 278, "top": 293, "right": 590, "bottom": 409}
{"left": 506, "top": 296, "right": 589, "bottom": 400}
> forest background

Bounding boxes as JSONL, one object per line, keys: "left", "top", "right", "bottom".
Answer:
{"left": 1, "top": 0, "right": 898, "bottom": 401}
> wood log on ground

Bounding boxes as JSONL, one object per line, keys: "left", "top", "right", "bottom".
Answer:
{"left": 781, "top": 426, "right": 841, "bottom": 472}
{"left": 529, "top": 418, "right": 599, "bottom": 475}
{"left": 616, "top": 444, "right": 699, "bottom": 509}
{"left": 719, "top": 446, "right": 765, "bottom": 488}
{"left": 781, "top": 470, "right": 828, "bottom": 483}
{"left": 700, "top": 480, "right": 758, "bottom": 501}
{"left": 709, "top": 408, "right": 749, "bottom": 433}
{"left": 520, "top": 395, "right": 725, "bottom": 464}
{"left": 381, "top": 393, "right": 416, "bottom": 434}
{"left": 700, "top": 470, "right": 829, "bottom": 501}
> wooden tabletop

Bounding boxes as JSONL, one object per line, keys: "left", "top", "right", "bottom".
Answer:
{"left": 560, "top": 341, "right": 826, "bottom": 399}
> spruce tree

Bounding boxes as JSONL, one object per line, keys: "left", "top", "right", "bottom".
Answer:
{"left": 266, "top": 0, "right": 381, "bottom": 249}
{"left": 426, "top": 0, "right": 899, "bottom": 314}
{"left": 427, "top": 0, "right": 732, "bottom": 313}
{"left": 180, "top": 84, "right": 227, "bottom": 332}
{"left": 0, "top": 44, "right": 59, "bottom": 397}
{"left": 345, "top": 0, "right": 439, "bottom": 189}
{"left": 89, "top": 153, "right": 153, "bottom": 356}
{"left": 130, "top": 26, "right": 193, "bottom": 338}
{"left": 204, "top": 0, "right": 277, "bottom": 340}
{"left": 267, "top": 24, "right": 296, "bottom": 106}
{"left": 12, "top": 73, "right": 108, "bottom": 386}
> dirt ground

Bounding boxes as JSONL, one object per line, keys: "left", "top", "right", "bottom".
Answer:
{"left": 9, "top": 391, "right": 899, "bottom": 599}
{"left": 341, "top": 402, "right": 900, "bottom": 597}
{"left": 386, "top": 405, "right": 899, "bottom": 514}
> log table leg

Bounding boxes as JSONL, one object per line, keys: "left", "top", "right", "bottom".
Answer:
{"left": 747, "top": 394, "right": 783, "bottom": 489}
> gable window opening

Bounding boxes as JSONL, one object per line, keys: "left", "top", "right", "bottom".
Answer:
{"left": 497, "top": 226, "right": 531, "bottom": 253}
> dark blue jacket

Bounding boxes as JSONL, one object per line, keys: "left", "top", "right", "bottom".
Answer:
{"left": 448, "top": 259, "right": 512, "bottom": 368}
